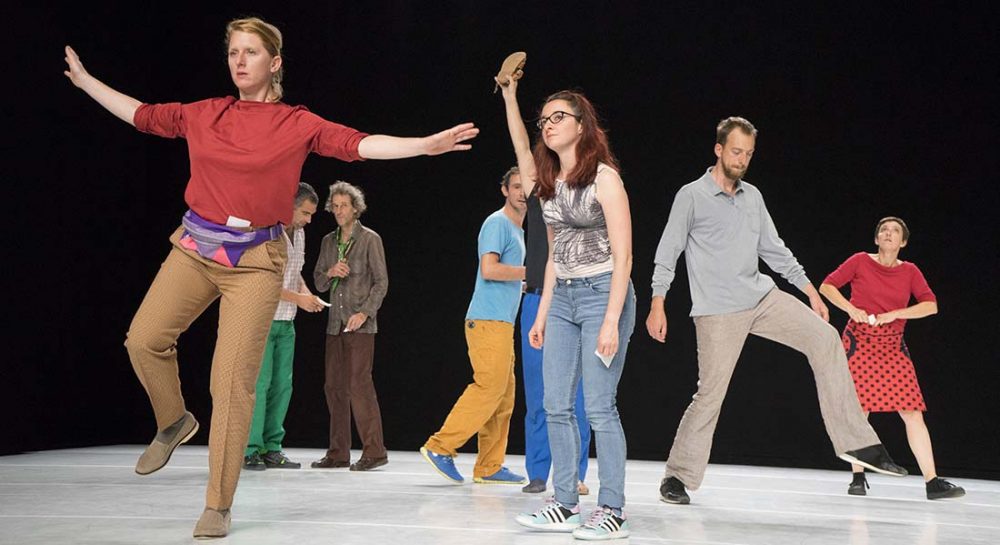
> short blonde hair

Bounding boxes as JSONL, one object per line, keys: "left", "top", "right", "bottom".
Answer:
{"left": 225, "top": 17, "right": 284, "bottom": 102}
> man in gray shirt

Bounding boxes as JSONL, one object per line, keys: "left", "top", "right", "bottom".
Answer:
{"left": 646, "top": 117, "right": 907, "bottom": 505}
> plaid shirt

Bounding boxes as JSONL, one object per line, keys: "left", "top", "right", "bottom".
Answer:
{"left": 273, "top": 227, "right": 306, "bottom": 321}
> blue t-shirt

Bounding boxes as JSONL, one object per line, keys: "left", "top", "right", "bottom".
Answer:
{"left": 466, "top": 209, "right": 525, "bottom": 323}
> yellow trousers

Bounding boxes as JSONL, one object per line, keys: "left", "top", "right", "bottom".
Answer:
{"left": 425, "top": 320, "right": 516, "bottom": 478}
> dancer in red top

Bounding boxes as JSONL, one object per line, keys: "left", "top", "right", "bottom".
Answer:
{"left": 821, "top": 217, "right": 964, "bottom": 500}
{"left": 63, "top": 16, "right": 478, "bottom": 539}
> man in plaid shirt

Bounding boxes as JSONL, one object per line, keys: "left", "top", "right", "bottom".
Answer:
{"left": 243, "top": 182, "right": 326, "bottom": 470}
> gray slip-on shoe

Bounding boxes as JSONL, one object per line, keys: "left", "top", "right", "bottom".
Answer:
{"left": 135, "top": 411, "right": 199, "bottom": 475}
{"left": 193, "top": 508, "right": 231, "bottom": 540}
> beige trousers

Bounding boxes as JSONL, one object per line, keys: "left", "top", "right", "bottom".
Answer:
{"left": 125, "top": 227, "right": 285, "bottom": 509}
{"left": 666, "top": 289, "right": 879, "bottom": 490}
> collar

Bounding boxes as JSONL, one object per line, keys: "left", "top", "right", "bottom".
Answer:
{"left": 335, "top": 220, "right": 363, "bottom": 243}
{"left": 700, "top": 167, "right": 744, "bottom": 196}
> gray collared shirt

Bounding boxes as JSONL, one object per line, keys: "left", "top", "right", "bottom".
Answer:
{"left": 651, "top": 167, "right": 810, "bottom": 316}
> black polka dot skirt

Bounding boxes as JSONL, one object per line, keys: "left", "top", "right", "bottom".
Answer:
{"left": 841, "top": 321, "right": 926, "bottom": 412}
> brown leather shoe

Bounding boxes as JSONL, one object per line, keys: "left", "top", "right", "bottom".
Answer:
{"left": 311, "top": 456, "right": 350, "bottom": 469}
{"left": 350, "top": 456, "right": 388, "bottom": 472}
{"left": 193, "top": 507, "right": 231, "bottom": 540}
{"left": 494, "top": 51, "right": 526, "bottom": 93}
{"left": 135, "top": 411, "right": 199, "bottom": 475}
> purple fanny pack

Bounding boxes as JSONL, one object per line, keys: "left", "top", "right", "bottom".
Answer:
{"left": 180, "top": 210, "right": 284, "bottom": 267}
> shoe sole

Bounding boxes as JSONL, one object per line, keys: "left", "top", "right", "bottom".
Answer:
{"left": 135, "top": 419, "right": 199, "bottom": 476}
{"left": 836, "top": 453, "right": 907, "bottom": 477}
{"left": 659, "top": 494, "right": 690, "bottom": 505}
{"left": 928, "top": 490, "right": 966, "bottom": 500}
{"left": 847, "top": 488, "right": 867, "bottom": 496}
{"left": 514, "top": 516, "right": 578, "bottom": 532}
{"left": 572, "top": 529, "right": 631, "bottom": 541}
{"left": 419, "top": 447, "right": 464, "bottom": 484}
{"left": 350, "top": 459, "right": 388, "bottom": 472}
{"left": 473, "top": 477, "right": 527, "bottom": 485}
{"left": 242, "top": 465, "right": 266, "bottom": 471}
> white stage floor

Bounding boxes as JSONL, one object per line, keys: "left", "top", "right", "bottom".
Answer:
{"left": 0, "top": 446, "right": 995, "bottom": 544}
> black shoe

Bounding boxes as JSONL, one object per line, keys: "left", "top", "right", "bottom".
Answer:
{"left": 350, "top": 456, "right": 388, "bottom": 472}
{"left": 243, "top": 452, "right": 266, "bottom": 471}
{"left": 311, "top": 456, "right": 350, "bottom": 469}
{"left": 262, "top": 450, "right": 301, "bottom": 469}
{"left": 659, "top": 476, "right": 690, "bottom": 505}
{"left": 521, "top": 478, "right": 546, "bottom": 493}
{"left": 848, "top": 472, "right": 869, "bottom": 496}
{"left": 926, "top": 477, "right": 965, "bottom": 500}
{"left": 838, "top": 445, "right": 908, "bottom": 476}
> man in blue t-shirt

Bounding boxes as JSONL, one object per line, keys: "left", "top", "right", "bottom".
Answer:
{"left": 421, "top": 167, "right": 529, "bottom": 485}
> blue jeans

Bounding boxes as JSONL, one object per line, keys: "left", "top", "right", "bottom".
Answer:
{"left": 521, "top": 292, "right": 591, "bottom": 483}
{"left": 543, "top": 272, "right": 635, "bottom": 509}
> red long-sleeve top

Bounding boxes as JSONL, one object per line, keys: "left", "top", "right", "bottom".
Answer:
{"left": 823, "top": 252, "right": 937, "bottom": 331}
{"left": 134, "top": 97, "right": 368, "bottom": 226}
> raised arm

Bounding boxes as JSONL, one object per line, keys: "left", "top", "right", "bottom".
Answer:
{"left": 595, "top": 169, "right": 633, "bottom": 357}
{"left": 357, "top": 123, "right": 479, "bottom": 159}
{"left": 63, "top": 46, "right": 141, "bottom": 126}
{"left": 496, "top": 77, "right": 537, "bottom": 196}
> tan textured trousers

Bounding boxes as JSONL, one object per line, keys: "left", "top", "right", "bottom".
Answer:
{"left": 424, "top": 320, "right": 516, "bottom": 478}
{"left": 665, "top": 289, "right": 880, "bottom": 490}
{"left": 125, "top": 227, "right": 285, "bottom": 509}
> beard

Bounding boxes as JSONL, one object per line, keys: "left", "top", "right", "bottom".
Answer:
{"left": 721, "top": 162, "right": 746, "bottom": 181}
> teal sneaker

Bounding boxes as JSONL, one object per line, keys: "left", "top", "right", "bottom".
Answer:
{"left": 474, "top": 466, "right": 527, "bottom": 484}
{"left": 572, "top": 506, "right": 630, "bottom": 540}
{"left": 420, "top": 446, "right": 464, "bottom": 483}
{"left": 515, "top": 498, "right": 581, "bottom": 532}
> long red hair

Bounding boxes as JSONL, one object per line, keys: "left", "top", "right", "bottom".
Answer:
{"left": 533, "top": 91, "right": 618, "bottom": 200}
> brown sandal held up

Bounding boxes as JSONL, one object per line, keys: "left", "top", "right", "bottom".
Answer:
{"left": 494, "top": 51, "right": 526, "bottom": 93}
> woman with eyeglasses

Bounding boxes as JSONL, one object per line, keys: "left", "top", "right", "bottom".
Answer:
{"left": 63, "top": 16, "right": 477, "bottom": 539}
{"left": 496, "top": 68, "right": 635, "bottom": 540}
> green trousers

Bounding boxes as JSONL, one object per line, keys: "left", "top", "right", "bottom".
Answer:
{"left": 246, "top": 320, "right": 296, "bottom": 455}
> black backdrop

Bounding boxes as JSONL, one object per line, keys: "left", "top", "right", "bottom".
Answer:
{"left": 8, "top": 2, "right": 998, "bottom": 479}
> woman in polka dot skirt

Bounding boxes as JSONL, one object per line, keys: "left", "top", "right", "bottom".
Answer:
{"left": 819, "top": 217, "right": 964, "bottom": 500}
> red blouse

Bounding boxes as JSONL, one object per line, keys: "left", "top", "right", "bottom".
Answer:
{"left": 823, "top": 252, "right": 937, "bottom": 330}
{"left": 134, "top": 97, "right": 368, "bottom": 226}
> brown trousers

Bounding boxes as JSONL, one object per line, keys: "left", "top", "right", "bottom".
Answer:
{"left": 666, "top": 289, "right": 880, "bottom": 490}
{"left": 125, "top": 227, "right": 285, "bottom": 509}
{"left": 324, "top": 333, "right": 386, "bottom": 460}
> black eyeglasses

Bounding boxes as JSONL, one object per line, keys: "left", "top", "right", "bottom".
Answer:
{"left": 536, "top": 111, "right": 581, "bottom": 129}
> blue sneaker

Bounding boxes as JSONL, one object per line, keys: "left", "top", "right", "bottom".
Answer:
{"left": 515, "top": 498, "right": 581, "bottom": 532}
{"left": 419, "top": 446, "right": 464, "bottom": 483}
{"left": 572, "top": 506, "right": 630, "bottom": 540}
{"left": 474, "top": 466, "right": 527, "bottom": 484}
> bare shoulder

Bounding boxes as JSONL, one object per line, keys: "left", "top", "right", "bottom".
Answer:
{"left": 594, "top": 165, "right": 625, "bottom": 198}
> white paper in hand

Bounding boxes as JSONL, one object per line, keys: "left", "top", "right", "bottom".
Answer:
{"left": 867, "top": 314, "right": 876, "bottom": 325}
{"left": 595, "top": 350, "right": 615, "bottom": 368}
{"left": 318, "top": 298, "right": 332, "bottom": 308}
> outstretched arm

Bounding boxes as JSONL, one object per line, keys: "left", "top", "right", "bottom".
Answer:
{"left": 497, "top": 77, "right": 537, "bottom": 196}
{"left": 357, "top": 123, "right": 479, "bottom": 159}
{"left": 63, "top": 46, "right": 141, "bottom": 126}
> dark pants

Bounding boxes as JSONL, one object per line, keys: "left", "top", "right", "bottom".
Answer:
{"left": 324, "top": 333, "right": 386, "bottom": 460}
